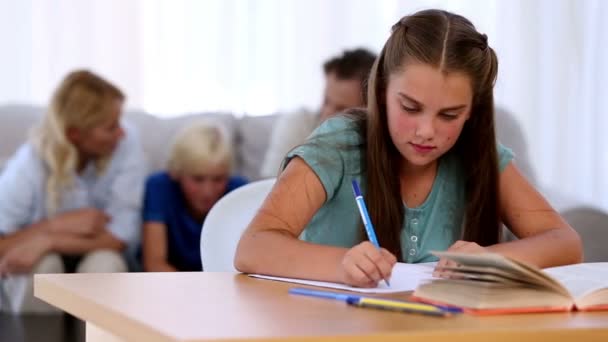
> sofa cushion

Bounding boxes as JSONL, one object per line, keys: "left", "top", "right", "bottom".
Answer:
{"left": 124, "top": 111, "right": 237, "bottom": 173}
{"left": 235, "top": 114, "right": 277, "bottom": 180}
{"left": 0, "top": 105, "right": 148, "bottom": 170}
{"left": 0, "top": 104, "right": 45, "bottom": 168}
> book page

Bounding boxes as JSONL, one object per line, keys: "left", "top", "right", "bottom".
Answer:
{"left": 433, "top": 251, "right": 570, "bottom": 296}
{"left": 249, "top": 262, "right": 436, "bottom": 293}
{"left": 543, "top": 263, "right": 608, "bottom": 300}
{"left": 414, "top": 278, "right": 573, "bottom": 311}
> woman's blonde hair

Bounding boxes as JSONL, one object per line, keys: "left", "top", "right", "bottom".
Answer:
{"left": 30, "top": 69, "right": 125, "bottom": 214}
{"left": 167, "top": 121, "right": 233, "bottom": 176}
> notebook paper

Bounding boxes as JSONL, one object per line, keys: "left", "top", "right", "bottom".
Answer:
{"left": 249, "top": 262, "right": 437, "bottom": 293}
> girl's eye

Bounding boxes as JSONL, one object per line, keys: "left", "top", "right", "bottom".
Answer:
{"left": 401, "top": 105, "right": 419, "bottom": 113}
{"left": 440, "top": 113, "right": 458, "bottom": 120}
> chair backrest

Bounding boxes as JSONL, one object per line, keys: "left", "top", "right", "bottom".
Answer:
{"left": 561, "top": 206, "right": 608, "bottom": 262}
{"left": 200, "top": 178, "right": 276, "bottom": 271}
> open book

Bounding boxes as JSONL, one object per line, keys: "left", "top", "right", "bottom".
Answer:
{"left": 412, "top": 252, "right": 608, "bottom": 314}
{"left": 249, "top": 262, "right": 436, "bottom": 293}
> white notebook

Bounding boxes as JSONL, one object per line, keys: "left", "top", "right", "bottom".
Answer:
{"left": 249, "top": 262, "right": 437, "bottom": 293}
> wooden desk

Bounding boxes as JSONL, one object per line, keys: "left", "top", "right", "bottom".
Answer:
{"left": 35, "top": 272, "right": 608, "bottom": 342}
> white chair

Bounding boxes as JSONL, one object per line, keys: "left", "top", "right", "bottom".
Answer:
{"left": 200, "top": 178, "right": 276, "bottom": 271}
{"left": 561, "top": 206, "right": 608, "bottom": 262}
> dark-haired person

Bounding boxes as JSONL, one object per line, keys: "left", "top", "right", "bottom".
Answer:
{"left": 236, "top": 9, "right": 582, "bottom": 288}
{"left": 260, "top": 48, "right": 377, "bottom": 178}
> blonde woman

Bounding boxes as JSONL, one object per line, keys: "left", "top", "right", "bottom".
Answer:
{"left": 142, "top": 121, "right": 247, "bottom": 272}
{"left": 0, "top": 70, "right": 146, "bottom": 313}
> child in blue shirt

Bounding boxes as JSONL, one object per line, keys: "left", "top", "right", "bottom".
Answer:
{"left": 235, "top": 9, "right": 582, "bottom": 288}
{"left": 142, "top": 122, "right": 247, "bottom": 272}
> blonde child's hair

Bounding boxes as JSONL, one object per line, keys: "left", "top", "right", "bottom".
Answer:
{"left": 29, "top": 69, "right": 125, "bottom": 214}
{"left": 167, "top": 121, "right": 233, "bottom": 176}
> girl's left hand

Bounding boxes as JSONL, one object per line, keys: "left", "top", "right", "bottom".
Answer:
{"left": 433, "top": 240, "right": 488, "bottom": 278}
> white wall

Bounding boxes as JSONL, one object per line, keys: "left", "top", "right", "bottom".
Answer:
{"left": 0, "top": 0, "right": 606, "bottom": 211}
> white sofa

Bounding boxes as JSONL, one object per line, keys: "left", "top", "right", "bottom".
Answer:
{"left": 1, "top": 104, "right": 606, "bottom": 261}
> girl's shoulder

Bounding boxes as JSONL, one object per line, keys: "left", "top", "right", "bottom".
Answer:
{"left": 308, "top": 114, "right": 364, "bottom": 146}
{"left": 444, "top": 142, "right": 514, "bottom": 173}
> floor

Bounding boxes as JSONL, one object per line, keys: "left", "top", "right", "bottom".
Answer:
{"left": 0, "top": 313, "right": 85, "bottom": 342}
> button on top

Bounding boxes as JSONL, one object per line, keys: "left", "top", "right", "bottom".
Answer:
{"left": 411, "top": 218, "right": 419, "bottom": 225}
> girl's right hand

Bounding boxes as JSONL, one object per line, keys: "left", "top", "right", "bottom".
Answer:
{"left": 338, "top": 241, "right": 397, "bottom": 288}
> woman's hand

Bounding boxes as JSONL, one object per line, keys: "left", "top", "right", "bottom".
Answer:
{"left": 0, "top": 232, "right": 53, "bottom": 276}
{"left": 337, "top": 241, "right": 397, "bottom": 288}
{"left": 49, "top": 208, "right": 110, "bottom": 236}
{"left": 434, "top": 240, "right": 488, "bottom": 278}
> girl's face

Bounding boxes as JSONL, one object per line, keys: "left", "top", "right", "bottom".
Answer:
{"left": 385, "top": 63, "right": 473, "bottom": 171}
{"left": 176, "top": 163, "right": 230, "bottom": 219}
{"left": 69, "top": 99, "right": 125, "bottom": 159}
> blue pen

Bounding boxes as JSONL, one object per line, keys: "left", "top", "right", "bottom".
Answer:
{"left": 351, "top": 180, "right": 391, "bottom": 287}
{"left": 430, "top": 304, "right": 463, "bottom": 314}
{"left": 288, "top": 287, "right": 361, "bottom": 302}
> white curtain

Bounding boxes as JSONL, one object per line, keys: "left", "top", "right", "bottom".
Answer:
{"left": 0, "top": 0, "right": 606, "bottom": 210}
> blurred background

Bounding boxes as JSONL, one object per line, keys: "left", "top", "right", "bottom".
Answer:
{"left": 1, "top": 0, "right": 607, "bottom": 212}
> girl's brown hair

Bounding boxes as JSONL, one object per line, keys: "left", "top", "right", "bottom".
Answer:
{"left": 363, "top": 9, "right": 500, "bottom": 259}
